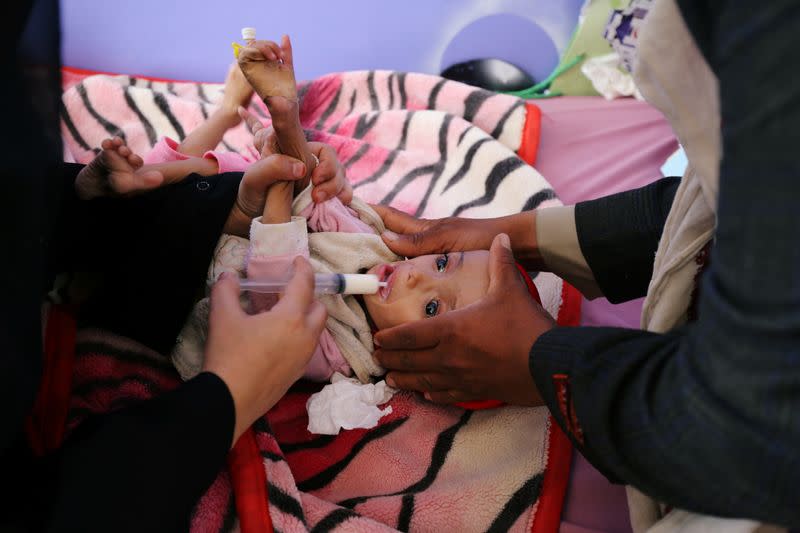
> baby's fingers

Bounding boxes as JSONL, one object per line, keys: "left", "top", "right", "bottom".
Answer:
{"left": 280, "top": 35, "right": 294, "bottom": 67}
{"left": 239, "top": 106, "right": 264, "bottom": 135}
{"left": 241, "top": 40, "right": 283, "bottom": 62}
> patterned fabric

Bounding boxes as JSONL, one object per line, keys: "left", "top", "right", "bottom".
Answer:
{"left": 61, "top": 67, "right": 568, "bottom": 335}
{"left": 61, "top": 68, "right": 580, "bottom": 532}
{"left": 604, "top": 0, "right": 655, "bottom": 72}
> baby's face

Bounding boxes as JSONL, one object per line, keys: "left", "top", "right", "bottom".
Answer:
{"left": 363, "top": 251, "right": 490, "bottom": 330}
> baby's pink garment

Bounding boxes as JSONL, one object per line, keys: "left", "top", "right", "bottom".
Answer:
{"left": 143, "top": 136, "right": 255, "bottom": 173}
{"left": 246, "top": 195, "right": 373, "bottom": 381}
{"left": 299, "top": 196, "right": 374, "bottom": 234}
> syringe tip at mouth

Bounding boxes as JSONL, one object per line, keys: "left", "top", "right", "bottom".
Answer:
{"left": 378, "top": 282, "right": 388, "bottom": 288}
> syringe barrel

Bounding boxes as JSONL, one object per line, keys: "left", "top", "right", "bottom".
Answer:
{"left": 239, "top": 273, "right": 381, "bottom": 295}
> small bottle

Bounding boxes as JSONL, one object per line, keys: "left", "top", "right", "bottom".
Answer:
{"left": 241, "top": 27, "right": 256, "bottom": 45}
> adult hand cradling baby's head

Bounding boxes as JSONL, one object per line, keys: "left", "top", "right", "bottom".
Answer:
{"left": 373, "top": 234, "right": 553, "bottom": 406}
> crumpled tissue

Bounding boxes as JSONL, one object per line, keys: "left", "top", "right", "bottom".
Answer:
{"left": 306, "top": 372, "right": 396, "bottom": 435}
{"left": 581, "top": 53, "right": 643, "bottom": 100}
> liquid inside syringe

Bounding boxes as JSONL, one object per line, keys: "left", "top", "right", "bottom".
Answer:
{"left": 239, "top": 273, "right": 387, "bottom": 295}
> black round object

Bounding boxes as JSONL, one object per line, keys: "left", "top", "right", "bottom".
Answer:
{"left": 441, "top": 58, "right": 535, "bottom": 92}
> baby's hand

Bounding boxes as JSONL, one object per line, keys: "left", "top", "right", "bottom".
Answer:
{"left": 308, "top": 142, "right": 352, "bottom": 205}
{"left": 236, "top": 35, "right": 297, "bottom": 103}
{"left": 75, "top": 137, "right": 163, "bottom": 200}
{"left": 221, "top": 63, "right": 254, "bottom": 114}
{"left": 238, "top": 106, "right": 279, "bottom": 156}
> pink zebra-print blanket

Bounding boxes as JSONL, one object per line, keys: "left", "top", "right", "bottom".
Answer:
{"left": 61, "top": 67, "right": 577, "bottom": 532}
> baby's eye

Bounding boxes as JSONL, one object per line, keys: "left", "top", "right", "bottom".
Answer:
{"left": 435, "top": 254, "right": 449, "bottom": 273}
{"left": 425, "top": 299, "right": 440, "bottom": 317}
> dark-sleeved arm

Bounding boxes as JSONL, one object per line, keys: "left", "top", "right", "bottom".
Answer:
{"left": 530, "top": 1, "right": 800, "bottom": 527}
{"left": 47, "top": 372, "right": 235, "bottom": 532}
{"left": 61, "top": 165, "right": 243, "bottom": 355}
{"left": 575, "top": 177, "right": 680, "bottom": 303}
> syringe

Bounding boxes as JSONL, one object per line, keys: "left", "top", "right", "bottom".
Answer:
{"left": 239, "top": 273, "right": 387, "bottom": 295}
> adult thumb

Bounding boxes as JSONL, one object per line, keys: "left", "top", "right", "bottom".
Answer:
{"left": 487, "top": 233, "right": 519, "bottom": 293}
{"left": 250, "top": 155, "right": 307, "bottom": 185}
{"left": 209, "top": 273, "right": 245, "bottom": 323}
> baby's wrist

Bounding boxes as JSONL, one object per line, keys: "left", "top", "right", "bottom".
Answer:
{"left": 218, "top": 103, "right": 244, "bottom": 122}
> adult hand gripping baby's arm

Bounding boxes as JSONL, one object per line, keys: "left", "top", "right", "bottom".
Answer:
{"left": 239, "top": 106, "right": 352, "bottom": 205}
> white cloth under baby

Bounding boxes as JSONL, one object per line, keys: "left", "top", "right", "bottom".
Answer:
{"left": 306, "top": 373, "right": 396, "bottom": 435}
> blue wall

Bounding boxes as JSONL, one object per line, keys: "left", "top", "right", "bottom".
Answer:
{"left": 60, "top": 0, "right": 583, "bottom": 82}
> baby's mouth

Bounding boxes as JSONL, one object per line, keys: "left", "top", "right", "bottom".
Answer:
{"left": 376, "top": 264, "right": 395, "bottom": 300}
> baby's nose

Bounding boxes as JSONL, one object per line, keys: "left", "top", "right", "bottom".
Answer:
{"left": 405, "top": 268, "right": 420, "bottom": 289}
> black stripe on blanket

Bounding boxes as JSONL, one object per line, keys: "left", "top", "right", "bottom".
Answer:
{"left": 298, "top": 82, "right": 311, "bottom": 103}
{"left": 415, "top": 114, "right": 455, "bottom": 216}
{"left": 522, "top": 188, "right": 557, "bottom": 212}
{"left": 367, "top": 71, "right": 379, "bottom": 111}
{"left": 315, "top": 83, "right": 342, "bottom": 130}
{"left": 252, "top": 416, "right": 273, "bottom": 435}
{"left": 397, "top": 72, "right": 408, "bottom": 109}
{"left": 485, "top": 473, "right": 544, "bottom": 533}
{"left": 219, "top": 488, "right": 238, "bottom": 533}
{"left": 153, "top": 92, "right": 186, "bottom": 140}
{"left": 296, "top": 417, "right": 409, "bottom": 492}
{"left": 268, "top": 483, "right": 306, "bottom": 523}
{"left": 397, "top": 493, "right": 415, "bottom": 531}
{"left": 400, "top": 410, "right": 471, "bottom": 492}
{"left": 122, "top": 87, "right": 158, "bottom": 146}
{"left": 327, "top": 89, "right": 357, "bottom": 134}
{"left": 310, "top": 508, "right": 359, "bottom": 533}
{"left": 427, "top": 79, "right": 447, "bottom": 110}
{"left": 221, "top": 140, "right": 238, "bottom": 153}
{"left": 352, "top": 112, "right": 414, "bottom": 190}
{"left": 457, "top": 124, "right": 472, "bottom": 146}
{"left": 442, "top": 137, "right": 492, "bottom": 194}
{"left": 76, "top": 82, "right": 126, "bottom": 141}
{"left": 249, "top": 103, "right": 269, "bottom": 120}
{"left": 452, "top": 157, "right": 526, "bottom": 216}
{"left": 490, "top": 100, "right": 524, "bottom": 140}
{"left": 280, "top": 434, "right": 337, "bottom": 454}
{"left": 463, "top": 89, "right": 493, "bottom": 122}
{"left": 198, "top": 101, "right": 209, "bottom": 120}
{"left": 354, "top": 112, "right": 379, "bottom": 139}
{"left": 387, "top": 73, "right": 396, "bottom": 109}
{"left": 344, "top": 144, "right": 370, "bottom": 170}
{"left": 377, "top": 114, "right": 453, "bottom": 213}
{"left": 260, "top": 450, "right": 284, "bottom": 463}
{"left": 60, "top": 101, "right": 93, "bottom": 152}
{"left": 196, "top": 83, "right": 211, "bottom": 103}
{"left": 337, "top": 411, "right": 473, "bottom": 510}
{"left": 378, "top": 164, "right": 436, "bottom": 206}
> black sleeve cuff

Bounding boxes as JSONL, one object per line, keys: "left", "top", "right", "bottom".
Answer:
{"left": 575, "top": 177, "right": 680, "bottom": 303}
